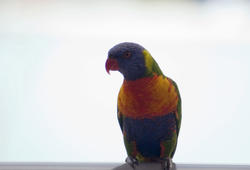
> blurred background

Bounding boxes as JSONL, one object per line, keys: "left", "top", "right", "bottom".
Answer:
{"left": 0, "top": 0, "right": 250, "bottom": 165}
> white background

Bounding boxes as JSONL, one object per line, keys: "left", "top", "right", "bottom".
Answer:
{"left": 0, "top": 0, "right": 250, "bottom": 164}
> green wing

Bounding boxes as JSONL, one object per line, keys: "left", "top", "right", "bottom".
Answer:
{"left": 171, "top": 79, "right": 182, "bottom": 136}
{"left": 165, "top": 77, "right": 182, "bottom": 136}
{"left": 117, "top": 107, "right": 136, "bottom": 158}
{"left": 167, "top": 77, "right": 182, "bottom": 158}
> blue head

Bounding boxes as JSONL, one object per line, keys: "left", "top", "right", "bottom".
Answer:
{"left": 105, "top": 42, "right": 146, "bottom": 80}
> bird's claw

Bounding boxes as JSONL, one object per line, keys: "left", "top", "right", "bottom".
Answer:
{"left": 160, "top": 158, "right": 173, "bottom": 170}
{"left": 125, "top": 156, "right": 138, "bottom": 169}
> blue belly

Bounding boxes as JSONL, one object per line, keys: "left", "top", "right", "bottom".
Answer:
{"left": 123, "top": 113, "right": 176, "bottom": 158}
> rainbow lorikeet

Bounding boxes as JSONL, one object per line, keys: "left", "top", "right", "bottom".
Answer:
{"left": 105, "top": 42, "right": 181, "bottom": 170}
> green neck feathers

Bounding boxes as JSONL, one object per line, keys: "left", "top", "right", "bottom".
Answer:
{"left": 143, "top": 50, "right": 164, "bottom": 77}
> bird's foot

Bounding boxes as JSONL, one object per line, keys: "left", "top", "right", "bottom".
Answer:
{"left": 160, "top": 158, "right": 173, "bottom": 170}
{"left": 125, "top": 156, "right": 138, "bottom": 170}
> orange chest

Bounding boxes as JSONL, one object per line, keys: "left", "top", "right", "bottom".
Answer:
{"left": 118, "top": 75, "right": 178, "bottom": 119}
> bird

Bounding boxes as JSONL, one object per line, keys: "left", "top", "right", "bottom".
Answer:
{"left": 105, "top": 42, "right": 181, "bottom": 170}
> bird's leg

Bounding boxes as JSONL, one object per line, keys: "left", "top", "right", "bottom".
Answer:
{"left": 125, "top": 156, "right": 138, "bottom": 170}
{"left": 160, "top": 158, "right": 172, "bottom": 170}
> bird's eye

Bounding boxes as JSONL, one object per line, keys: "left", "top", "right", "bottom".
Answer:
{"left": 123, "top": 51, "right": 131, "bottom": 59}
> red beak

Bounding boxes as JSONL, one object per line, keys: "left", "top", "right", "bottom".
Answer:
{"left": 105, "top": 58, "right": 119, "bottom": 74}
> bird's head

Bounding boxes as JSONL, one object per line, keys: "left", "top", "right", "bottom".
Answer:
{"left": 105, "top": 42, "right": 148, "bottom": 80}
